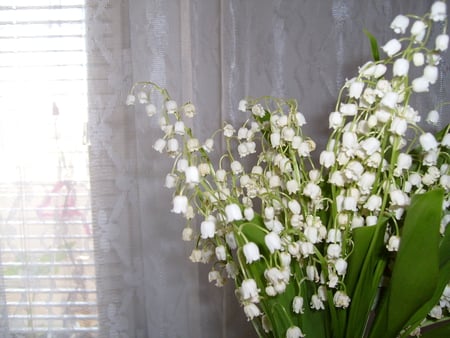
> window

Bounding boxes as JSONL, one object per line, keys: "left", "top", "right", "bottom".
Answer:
{"left": 0, "top": 1, "right": 98, "bottom": 335}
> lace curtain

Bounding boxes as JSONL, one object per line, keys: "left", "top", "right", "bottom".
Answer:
{"left": 1, "top": 0, "right": 448, "bottom": 337}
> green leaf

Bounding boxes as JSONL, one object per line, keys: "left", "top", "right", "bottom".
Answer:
{"left": 364, "top": 29, "right": 380, "bottom": 61}
{"left": 419, "top": 320, "right": 450, "bottom": 338}
{"left": 344, "top": 220, "right": 387, "bottom": 338}
{"left": 369, "top": 189, "right": 444, "bottom": 338}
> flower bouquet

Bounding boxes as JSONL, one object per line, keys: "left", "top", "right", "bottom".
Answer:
{"left": 127, "top": 2, "right": 450, "bottom": 337}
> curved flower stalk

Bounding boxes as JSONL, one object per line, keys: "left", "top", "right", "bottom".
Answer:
{"left": 127, "top": 2, "right": 450, "bottom": 337}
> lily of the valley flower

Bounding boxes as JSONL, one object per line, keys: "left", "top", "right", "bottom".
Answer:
{"left": 382, "top": 39, "right": 401, "bottom": 56}
{"left": 172, "top": 195, "right": 188, "bottom": 214}
{"left": 265, "top": 232, "right": 282, "bottom": 253}
{"left": 286, "top": 326, "right": 305, "bottom": 338}
{"left": 243, "top": 242, "right": 260, "bottom": 263}
{"left": 436, "top": 34, "right": 449, "bottom": 51}
{"left": 430, "top": 1, "right": 447, "bottom": 22}
{"left": 390, "top": 14, "right": 410, "bottom": 34}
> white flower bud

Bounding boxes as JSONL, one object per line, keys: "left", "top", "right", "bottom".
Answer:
{"left": 390, "top": 117, "right": 407, "bottom": 136}
{"left": 182, "top": 227, "right": 193, "bottom": 241}
{"left": 230, "top": 160, "right": 243, "bottom": 174}
{"left": 413, "top": 52, "right": 425, "bottom": 66}
{"left": 426, "top": 110, "right": 439, "bottom": 125}
{"left": 295, "top": 112, "right": 307, "bottom": 126}
{"left": 364, "top": 195, "right": 382, "bottom": 211}
{"left": 329, "top": 111, "right": 343, "bottom": 129}
{"left": 327, "top": 229, "right": 342, "bottom": 243}
{"left": 286, "top": 179, "right": 299, "bottom": 194}
{"left": 387, "top": 235, "right": 400, "bottom": 251}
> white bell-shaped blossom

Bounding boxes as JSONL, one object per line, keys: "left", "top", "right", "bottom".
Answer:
{"left": 436, "top": 34, "right": 449, "bottom": 51}
{"left": 430, "top": 1, "right": 447, "bottom": 22}
{"left": 335, "top": 258, "right": 348, "bottom": 276}
{"left": 339, "top": 103, "right": 358, "bottom": 116}
{"left": 215, "top": 245, "right": 227, "bottom": 261}
{"left": 420, "top": 133, "right": 438, "bottom": 151}
{"left": 243, "top": 303, "right": 261, "bottom": 320}
{"left": 320, "top": 150, "right": 336, "bottom": 168}
{"left": 244, "top": 207, "right": 255, "bottom": 221}
{"left": 333, "top": 291, "right": 351, "bottom": 308}
{"left": 382, "top": 39, "right": 402, "bottom": 56}
{"left": 426, "top": 110, "right": 440, "bottom": 125}
{"left": 243, "top": 242, "right": 260, "bottom": 263}
{"left": 145, "top": 103, "right": 157, "bottom": 116}
{"left": 424, "top": 65, "right": 438, "bottom": 84}
{"left": 387, "top": 235, "right": 400, "bottom": 251}
{"left": 364, "top": 194, "right": 382, "bottom": 212}
{"left": 165, "top": 100, "right": 178, "bottom": 114}
{"left": 174, "top": 121, "right": 185, "bottom": 135}
{"left": 164, "top": 173, "right": 177, "bottom": 189}
{"left": 240, "top": 278, "right": 259, "bottom": 302}
{"left": 310, "top": 294, "right": 325, "bottom": 310}
{"left": 412, "top": 76, "right": 429, "bottom": 92}
{"left": 185, "top": 166, "right": 200, "bottom": 184}
{"left": 225, "top": 203, "right": 243, "bottom": 222}
{"left": 288, "top": 200, "right": 301, "bottom": 215}
{"left": 393, "top": 58, "right": 409, "bottom": 77}
{"left": 286, "top": 326, "right": 305, "bottom": 338}
{"left": 238, "top": 99, "right": 248, "bottom": 112}
{"left": 327, "top": 243, "right": 342, "bottom": 258}
{"left": 153, "top": 138, "right": 166, "bottom": 153}
{"left": 200, "top": 217, "right": 216, "bottom": 239}
{"left": 295, "top": 112, "right": 307, "bottom": 126}
{"left": 349, "top": 80, "right": 364, "bottom": 99}
{"left": 390, "top": 14, "right": 409, "bottom": 34}
{"left": 172, "top": 195, "right": 188, "bottom": 214}
{"left": 329, "top": 111, "right": 343, "bottom": 129}
{"left": 265, "top": 232, "right": 282, "bottom": 253}
{"left": 292, "top": 296, "right": 304, "bottom": 314}
{"left": 390, "top": 117, "right": 407, "bottom": 136}
{"left": 381, "top": 91, "right": 399, "bottom": 109}
{"left": 410, "top": 20, "right": 427, "bottom": 41}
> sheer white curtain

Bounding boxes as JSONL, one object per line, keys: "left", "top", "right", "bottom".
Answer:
{"left": 1, "top": 0, "right": 449, "bottom": 337}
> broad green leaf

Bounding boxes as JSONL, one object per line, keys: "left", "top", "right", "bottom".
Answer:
{"left": 344, "top": 221, "right": 387, "bottom": 338}
{"left": 369, "top": 189, "right": 444, "bottom": 338}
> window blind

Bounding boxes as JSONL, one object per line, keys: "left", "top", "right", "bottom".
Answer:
{"left": 0, "top": 0, "right": 98, "bottom": 335}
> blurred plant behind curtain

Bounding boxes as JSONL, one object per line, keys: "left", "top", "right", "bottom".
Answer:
{"left": 0, "top": 0, "right": 448, "bottom": 337}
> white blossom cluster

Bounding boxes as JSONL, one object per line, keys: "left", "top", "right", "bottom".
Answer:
{"left": 126, "top": 2, "right": 449, "bottom": 337}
